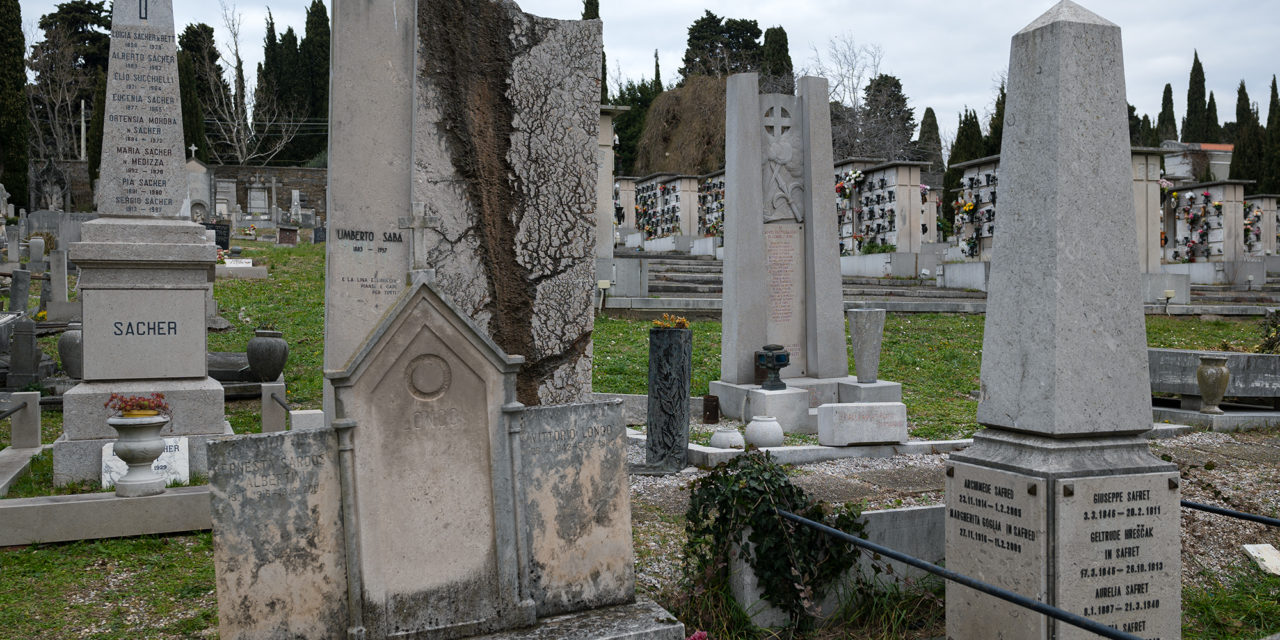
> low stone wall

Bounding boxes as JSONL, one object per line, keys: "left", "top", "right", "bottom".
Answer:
{"left": 1149, "top": 348, "right": 1280, "bottom": 399}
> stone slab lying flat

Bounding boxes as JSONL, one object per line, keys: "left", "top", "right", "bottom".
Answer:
{"left": 1151, "top": 406, "right": 1280, "bottom": 432}
{"left": 818, "top": 402, "right": 908, "bottom": 446}
{"left": 0, "top": 485, "right": 212, "bottom": 546}
{"left": 0, "top": 445, "right": 45, "bottom": 497}
{"left": 683, "top": 438, "right": 972, "bottom": 467}
{"left": 214, "top": 265, "right": 269, "bottom": 279}
{"left": 1244, "top": 544, "right": 1280, "bottom": 575}
{"left": 468, "top": 599, "right": 684, "bottom": 640}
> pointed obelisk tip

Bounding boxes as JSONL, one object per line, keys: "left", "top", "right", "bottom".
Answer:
{"left": 1018, "top": 0, "right": 1117, "bottom": 34}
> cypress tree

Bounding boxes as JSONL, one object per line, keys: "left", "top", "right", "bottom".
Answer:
{"left": 1156, "top": 83, "right": 1178, "bottom": 142}
{"left": 178, "top": 52, "right": 207, "bottom": 163}
{"left": 1261, "top": 76, "right": 1280, "bottom": 194}
{"left": 298, "top": 0, "right": 330, "bottom": 162}
{"left": 760, "top": 26, "right": 794, "bottom": 94}
{"left": 1228, "top": 80, "right": 1263, "bottom": 192}
{"left": 915, "top": 107, "right": 943, "bottom": 185}
{"left": 1182, "top": 51, "right": 1207, "bottom": 142}
{"left": 1206, "top": 91, "right": 1221, "bottom": 143}
{"left": 0, "top": 0, "right": 28, "bottom": 209}
{"left": 653, "top": 49, "right": 662, "bottom": 92}
{"left": 984, "top": 82, "right": 1006, "bottom": 156}
{"left": 1139, "top": 115, "right": 1158, "bottom": 147}
{"left": 941, "top": 108, "right": 985, "bottom": 235}
{"left": 581, "top": 0, "right": 599, "bottom": 19}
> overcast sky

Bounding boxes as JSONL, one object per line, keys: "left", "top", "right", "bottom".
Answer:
{"left": 18, "top": 0, "right": 1280, "bottom": 144}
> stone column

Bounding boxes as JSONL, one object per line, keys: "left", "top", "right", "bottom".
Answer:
{"left": 50, "top": 250, "right": 68, "bottom": 302}
{"left": 945, "top": 3, "right": 1180, "bottom": 639}
{"left": 639, "top": 327, "right": 692, "bottom": 474}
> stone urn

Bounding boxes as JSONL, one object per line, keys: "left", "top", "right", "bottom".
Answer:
{"left": 107, "top": 413, "right": 169, "bottom": 497}
{"left": 246, "top": 329, "right": 289, "bottom": 382}
{"left": 1196, "top": 355, "right": 1229, "bottom": 415}
{"left": 744, "top": 415, "right": 784, "bottom": 448}
{"left": 847, "top": 308, "right": 887, "bottom": 383}
{"left": 708, "top": 426, "right": 745, "bottom": 450}
{"left": 57, "top": 322, "right": 83, "bottom": 379}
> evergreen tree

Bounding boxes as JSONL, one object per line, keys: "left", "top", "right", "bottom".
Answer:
{"left": 612, "top": 76, "right": 662, "bottom": 175}
{"left": 653, "top": 49, "right": 662, "bottom": 92}
{"left": 678, "top": 10, "right": 761, "bottom": 81}
{"left": 86, "top": 69, "right": 104, "bottom": 181}
{"left": 940, "top": 108, "right": 985, "bottom": 235}
{"left": 1156, "top": 83, "right": 1178, "bottom": 142}
{"left": 1206, "top": 91, "right": 1221, "bottom": 143}
{"left": 1182, "top": 51, "right": 1207, "bottom": 142}
{"left": 1261, "top": 76, "right": 1280, "bottom": 194}
{"left": 35, "top": 0, "right": 110, "bottom": 77}
{"left": 914, "top": 106, "right": 943, "bottom": 186}
{"left": 297, "top": 0, "right": 330, "bottom": 162}
{"left": 581, "top": 0, "right": 599, "bottom": 19}
{"left": 1139, "top": 114, "right": 1158, "bottom": 147}
{"left": 0, "top": 0, "right": 28, "bottom": 208}
{"left": 984, "top": 82, "right": 1006, "bottom": 156}
{"left": 1228, "top": 80, "right": 1263, "bottom": 192}
{"left": 760, "top": 26, "right": 793, "bottom": 94}
{"left": 178, "top": 52, "right": 207, "bottom": 163}
{"left": 860, "top": 74, "right": 915, "bottom": 161}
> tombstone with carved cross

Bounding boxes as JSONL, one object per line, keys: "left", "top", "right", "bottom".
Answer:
{"left": 711, "top": 73, "right": 851, "bottom": 425}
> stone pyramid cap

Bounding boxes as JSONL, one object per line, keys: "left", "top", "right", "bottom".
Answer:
{"left": 1018, "top": 0, "right": 1117, "bottom": 34}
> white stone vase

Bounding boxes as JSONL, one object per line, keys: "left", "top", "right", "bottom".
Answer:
{"left": 1195, "top": 355, "right": 1229, "bottom": 415}
{"left": 744, "top": 416, "right": 784, "bottom": 448}
{"left": 708, "top": 426, "right": 745, "bottom": 449}
{"left": 107, "top": 414, "right": 170, "bottom": 497}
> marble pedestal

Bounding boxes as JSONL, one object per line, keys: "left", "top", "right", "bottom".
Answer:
{"left": 709, "top": 380, "right": 812, "bottom": 433}
{"left": 55, "top": 218, "right": 224, "bottom": 485}
{"left": 838, "top": 380, "right": 903, "bottom": 403}
{"left": 945, "top": 430, "right": 1180, "bottom": 639}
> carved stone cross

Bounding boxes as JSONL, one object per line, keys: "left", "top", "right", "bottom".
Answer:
{"left": 763, "top": 106, "right": 791, "bottom": 138}
{"left": 399, "top": 202, "right": 441, "bottom": 270}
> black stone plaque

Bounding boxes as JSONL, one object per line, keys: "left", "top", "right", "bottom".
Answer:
{"left": 202, "top": 223, "right": 231, "bottom": 250}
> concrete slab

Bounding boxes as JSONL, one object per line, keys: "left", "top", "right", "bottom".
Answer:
{"left": 0, "top": 485, "right": 212, "bottom": 546}
{"left": 468, "top": 599, "right": 684, "bottom": 640}
{"left": 1152, "top": 406, "right": 1280, "bottom": 432}
{"left": 0, "top": 445, "right": 45, "bottom": 497}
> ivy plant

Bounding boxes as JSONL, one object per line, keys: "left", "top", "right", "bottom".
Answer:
{"left": 682, "top": 450, "right": 868, "bottom": 630}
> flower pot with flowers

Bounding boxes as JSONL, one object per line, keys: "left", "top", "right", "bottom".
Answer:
{"left": 104, "top": 393, "right": 171, "bottom": 497}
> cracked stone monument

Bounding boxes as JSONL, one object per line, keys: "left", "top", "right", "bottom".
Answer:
{"left": 325, "top": 0, "right": 600, "bottom": 410}
{"left": 54, "top": 0, "right": 227, "bottom": 485}
{"left": 211, "top": 281, "right": 680, "bottom": 639}
{"left": 710, "top": 73, "right": 887, "bottom": 433}
{"left": 945, "top": 3, "right": 1181, "bottom": 638}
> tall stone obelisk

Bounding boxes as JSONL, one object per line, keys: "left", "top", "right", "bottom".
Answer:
{"left": 945, "top": 3, "right": 1180, "bottom": 638}
{"left": 55, "top": 0, "right": 226, "bottom": 485}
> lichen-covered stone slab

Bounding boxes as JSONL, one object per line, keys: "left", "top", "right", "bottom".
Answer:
{"left": 520, "top": 401, "right": 634, "bottom": 616}
{"left": 209, "top": 428, "right": 348, "bottom": 639}
{"left": 412, "top": 0, "right": 601, "bottom": 406}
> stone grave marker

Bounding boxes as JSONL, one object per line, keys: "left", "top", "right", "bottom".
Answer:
{"left": 710, "top": 73, "right": 873, "bottom": 428}
{"left": 276, "top": 226, "right": 298, "bottom": 246}
{"left": 7, "top": 268, "right": 29, "bottom": 314}
{"left": 7, "top": 316, "right": 39, "bottom": 388}
{"left": 945, "top": 3, "right": 1180, "bottom": 638}
{"left": 27, "top": 237, "right": 46, "bottom": 273}
{"left": 201, "top": 222, "right": 230, "bottom": 250}
{"left": 327, "top": 280, "right": 536, "bottom": 637}
{"left": 209, "top": 428, "right": 350, "bottom": 638}
{"left": 57, "top": 0, "right": 226, "bottom": 485}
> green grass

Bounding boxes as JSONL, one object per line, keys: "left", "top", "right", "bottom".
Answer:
{"left": 1182, "top": 565, "right": 1280, "bottom": 639}
{"left": 0, "top": 534, "right": 217, "bottom": 638}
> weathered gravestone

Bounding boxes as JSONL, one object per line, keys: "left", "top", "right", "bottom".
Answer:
{"left": 325, "top": 0, "right": 602, "bottom": 409}
{"left": 7, "top": 268, "right": 29, "bottom": 314}
{"left": 214, "top": 280, "right": 679, "bottom": 639}
{"left": 709, "top": 73, "right": 893, "bottom": 430}
{"left": 945, "top": 3, "right": 1180, "bottom": 638}
{"left": 56, "top": 0, "right": 226, "bottom": 485}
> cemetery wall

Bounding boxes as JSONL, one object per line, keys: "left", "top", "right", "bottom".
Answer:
{"left": 207, "top": 166, "right": 327, "bottom": 221}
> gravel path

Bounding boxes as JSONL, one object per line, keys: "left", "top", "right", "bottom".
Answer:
{"left": 630, "top": 429, "right": 1280, "bottom": 603}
